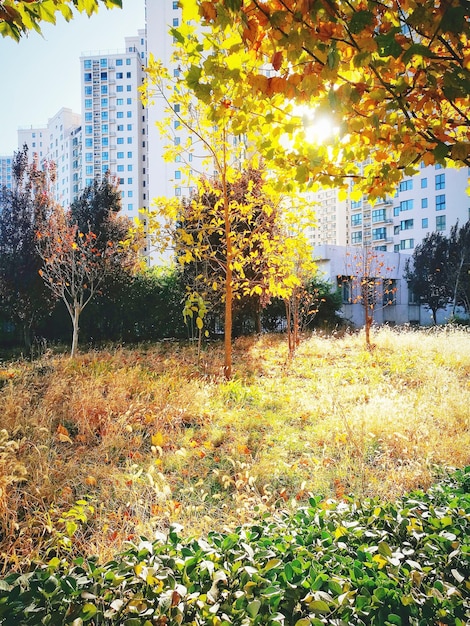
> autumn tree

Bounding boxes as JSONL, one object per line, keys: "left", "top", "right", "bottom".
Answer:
{"left": 183, "top": 0, "right": 470, "bottom": 199}
{"left": 0, "top": 0, "right": 121, "bottom": 41}
{"left": 340, "top": 246, "right": 397, "bottom": 349}
{"left": 0, "top": 146, "right": 55, "bottom": 349}
{"left": 143, "top": 22, "right": 314, "bottom": 378}
{"left": 404, "top": 232, "right": 451, "bottom": 324}
{"left": 37, "top": 200, "right": 139, "bottom": 357}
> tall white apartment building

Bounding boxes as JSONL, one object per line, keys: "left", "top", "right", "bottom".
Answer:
{"left": 80, "top": 30, "right": 148, "bottom": 221}
{"left": 18, "top": 108, "right": 82, "bottom": 207}
{"left": 347, "top": 164, "right": 470, "bottom": 253}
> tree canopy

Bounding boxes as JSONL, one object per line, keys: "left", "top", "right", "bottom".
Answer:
{"left": 182, "top": 0, "right": 470, "bottom": 198}
{"left": 0, "top": 0, "right": 122, "bottom": 41}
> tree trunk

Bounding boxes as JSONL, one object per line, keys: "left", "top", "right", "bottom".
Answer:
{"left": 452, "top": 255, "right": 465, "bottom": 315}
{"left": 432, "top": 308, "right": 438, "bottom": 325}
{"left": 365, "top": 310, "right": 372, "bottom": 350}
{"left": 71, "top": 304, "right": 80, "bottom": 357}
{"left": 222, "top": 133, "right": 232, "bottom": 380}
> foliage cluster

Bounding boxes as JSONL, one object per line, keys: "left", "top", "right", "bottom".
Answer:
{"left": 188, "top": 0, "right": 470, "bottom": 198}
{"left": 0, "top": 0, "right": 122, "bottom": 41}
{"left": 0, "top": 467, "right": 468, "bottom": 624}
{"left": 0, "top": 327, "right": 469, "bottom": 573}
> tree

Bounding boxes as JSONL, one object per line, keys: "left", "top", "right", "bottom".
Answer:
{"left": 143, "top": 28, "right": 314, "bottom": 378}
{"left": 36, "top": 200, "right": 139, "bottom": 357}
{"left": 0, "top": 0, "right": 121, "bottom": 41}
{"left": 340, "top": 246, "right": 397, "bottom": 349}
{"left": 0, "top": 146, "right": 55, "bottom": 349}
{"left": 448, "top": 220, "right": 470, "bottom": 315}
{"left": 404, "top": 232, "right": 451, "bottom": 324}
{"left": 182, "top": 0, "right": 470, "bottom": 198}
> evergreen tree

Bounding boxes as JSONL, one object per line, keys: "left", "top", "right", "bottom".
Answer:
{"left": 404, "top": 232, "right": 452, "bottom": 324}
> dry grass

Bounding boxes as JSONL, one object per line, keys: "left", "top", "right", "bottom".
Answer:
{"left": 1, "top": 326, "right": 469, "bottom": 570}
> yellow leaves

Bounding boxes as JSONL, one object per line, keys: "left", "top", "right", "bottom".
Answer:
{"left": 151, "top": 432, "right": 166, "bottom": 448}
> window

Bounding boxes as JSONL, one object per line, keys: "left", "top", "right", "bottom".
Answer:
{"left": 116, "top": 72, "right": 123, "bottom": 79}
{"left": 102, "top": 152, "right": 109, "bottom": 161}
{"left": 85, "top": 125, "right": 92, "bottom": 134}
{"left": 372, "top": 208, "right": 386, "bottom": 223}
{"left": 400, "top": 199, "right": 413, "bottom": 211}
{"left": 127, "top": 98, "right": 132, "bottom": 104}
{"left": 85, "top": 99, "right": 92, "bottom": 109}
{"left": 435, "top": 163, "right": 443, "bottom": 169}
{"left": 101, "top": 98, "right": 108, "bottom": 107}
{"left": 128, "top": 190, "right": 133, "bottom": 197}
{"left": 421, "top": 198, "right": 428, "bottom": 209}
{"left": 101, "top": 72, "right": 107, "bottom": 80}
{"left": 119, "top": 178, "right": 124, "bottom": 184}
{"left": 399, "top": 179, "right": 413, "bottom": 192}
{"left": 85, "top": 166, "right": 93, "bottom": 175}
{"left": 393, "top": 206, "right": 400, "bottom": 216}
{"left": 117, "top": 152, "right": 124, "bottom": 159}
{"left": 174, "top": 120, "right": 181, "bottom": 129}
{"left": 175, "top": 187, "right": 182, "bottom": 196}
{"left": 338, "top": 276, "right": 352, "bottom": 303}
{"left": 374, "top": 245, "right": 387, "bottom": 252}
{"left": 85, "top": 138, "right": 92, "bottom": 147}
{"left": 174, "top": 137, "right": 181, "bottom": 145}
{"left": 128, "top": 204, "right": 133, "bottom": 211}
{"left": 84, "top": 72, "right": 92, "bottom": 82}
{"left": 127, "top": 85, "right": 132, "bottom": 91}
{"left": 436, "top": 194, "right": 446, "bottom": 211}
{"left": 174, "top": 104, "right": 180, "bottom": 113}
{"left": 126, "top": 72, "right": 131, "bottom": 78}
{"left": 117, "top": 98, "right": 124, "bottom": 105}
{"left": 117, "top": 137, "right": 124, "bottom": 144}
{"left": 127, "top": 177, "right": 133, "bottom": 184}
{"left": 372, "top": 227, "right": 386, "bottom": 240}
{"left": 351, "top": 199, "right": 362, "bottom": 209}
{"left": 127, "top": 151, "right": 132, "bottom": 158}
{"left": 117, "top": 85, "right": 123, "bottom": 92}
{"left": 117, "top": 164, "right": 124, "bottom": 172}
{"left": 84, "top": 59, "right": 92, "bottom": 69}
{"left": 351, "top": 231, "right": 362, "bottom": 244}
{"left": 100, "top": 58, "right": 107, "bottom": 68}
{"left": 383, "top": 279, "right": 397, "bottom": 306}
{"left": 394, "top": 225, "right": 400, "bottom": 235}
{"left": 85, "top": 153, "right": 92, "bottom": 162}
{"left": 175, "top": 170, "right": 182, "bottom": 179}
{"left": 101, "top": 111, "right": 108, "bottom": 121}
{"left": 400, "top": 219, "right": 413, "bottom": 230}
{"left": 85, "top": 112, "right": 92, "bottom": 121}
{"left": 351, "top": 213, "right": 362, "bottom": 226}
{"left": 102, "top": 137, "right": 109, "bottom": 147}
{"left": 126, "top": 58, "right": 131, "bottom": 65}
{"left": 127, "top": 164, "right": 133, "bottom": 171}
{"left": 101, "top": 85, "right": 108, "bottom": 94}
{"left": 102, "top": 124, "right": 108, "bottom": 134}
{"left": 394, "top": 244, "right": 400, "bottom": 252}
{"left": 422, "top": 218, "right": 428, "bottom": 228}
{"left": 421, "top": 178, "right": 427, "bottom": 189}
{"left": 127, "top": 137, "right": 132, "bottom": 143}
{"left": 117, "top": 111, "right": 124, "bottom": 118}
{"left": 400, "top": 238, "right": 414, "bottom": 249}
{"left": 127, "top": 124, "right": 133, "bottom": 131}
{"left": 173, "top": 68, "right": 180, "bottom": 77}
{"left": 173, "top": 1, "right": 178, "bottom": 7}
{"left": 173, "top": 18, "right": 179, "bottom": 26}
{"left": 436, "top": 215, "right": 446, "bottom": 231}
{"left": 435, "top": 173, "right": 445, "bottom": 190}
{"left": 85, "top": 86, "right": 92, "bottom": 95}
{"left": 127, "top": 111, "right": 132, "bottom": 118}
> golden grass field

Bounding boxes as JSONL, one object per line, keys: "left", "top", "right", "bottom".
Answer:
{"left": 1, "top": 326, "right": 469, "bottom": 571}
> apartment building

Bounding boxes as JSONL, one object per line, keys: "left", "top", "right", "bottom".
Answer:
{"left": 80, "top": 30, "right": 148, "bottom": 221}
{"left": 0, "top": 156, "right": 13, "bottom": 191}
{"left": 347, "top": 164, "right": 470, "bottom": 253}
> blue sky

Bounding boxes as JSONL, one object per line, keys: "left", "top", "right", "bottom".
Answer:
{"left": 0, "top": 1, "right": 145, "bottom": 155}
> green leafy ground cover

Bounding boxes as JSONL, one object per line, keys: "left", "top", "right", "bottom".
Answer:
{"left": 0, "top": 467, "right": 468, "bottom": 625}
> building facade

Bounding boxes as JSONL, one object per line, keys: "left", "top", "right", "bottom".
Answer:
{"left": 0, "top": 156, "right": 13, "bottom": 191}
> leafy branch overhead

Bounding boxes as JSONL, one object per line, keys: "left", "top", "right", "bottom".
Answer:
{"left": 184, "top": 0, "right": 470, "bottom": 198}
{"left": 0, "top": 0, "right": 122, "bottom": 41}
